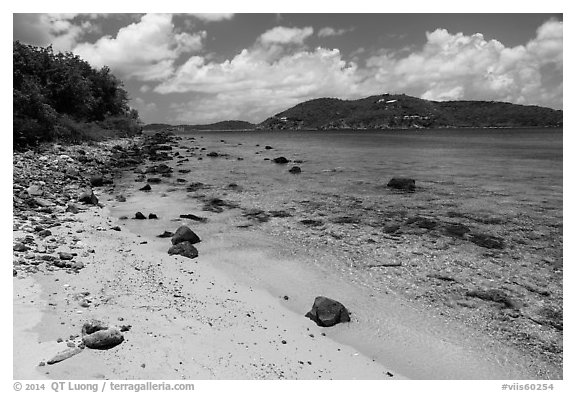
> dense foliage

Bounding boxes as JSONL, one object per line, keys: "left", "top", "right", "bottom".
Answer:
{"left": 13, "top": 41, "right": 141, "bottom": 148}
{"left": 259, "top": 94, "right": 563, "bottom": 130}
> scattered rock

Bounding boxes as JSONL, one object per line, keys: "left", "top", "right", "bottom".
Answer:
{"left": 147, "top": 177, "right": 162, "bottom": 184}
{"left": 179, "top": 214, "right": 208, "bottom": 222}
{"left": 134, "top": 212, "right": 146, "bottom": 220}
{"left": 139, "top": 184, "right": 152, "bottom": 191}
{"left": 273, "top": 156, "right": 290, "bottom": 164}
{"left": 78, "top": 190, "right": 99, "bottom": 205}
{"left": 207, "top": 152, "right": 219, "bottom": 157}
{"left": 171, "top": 226, "right": 201, "bottom": 245}
{"left": 242, "top": 209, "right": 270, "bottom": 223}
{"left": 66, "top": 204, "right": 80, "bottom": 214}
{"left": 116, "top": 195, "right": 127, "bottom": 202}
{"left": 58, "top": 252, "right": 74, "bottom": 260}
{"left": 289, "top": 166, "right": 302, "bottom": 174}
{"left": 168, "top": 241, "right": 199, "bottom": 259}
{"left": 387, "top": 178, "right": 416, "bottom": 192}
{"left": 468, "top": 233, "right": 505, "bottom": 249}
{"left": 265, "top": 145, "right": 273, "bottom": 150}
{"left": 82, "top": 322, "right": 124, "bottom": 350}
{"left": 157, "top": 231, "right": 174, "bottom": 238}
{"left": 13, "top": 242, "right": 29, "bottom": 252}
{"left": 466, "top": 289, "right": 517, "bottom": 308}
{"left": 305, "top": 296, "right": 351, "bottom": 327}
{"left": 46, "top": 347, "right": 83, "bottom": 365}
{"left": 148, "top": 213, "right": 158, "bottom": 219}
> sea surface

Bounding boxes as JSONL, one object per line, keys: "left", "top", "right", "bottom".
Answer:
{"left": 111, "top": 127, "right": 563, "bottom": 379}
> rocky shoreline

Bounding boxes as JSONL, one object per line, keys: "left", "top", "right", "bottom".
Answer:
{"left": 13, "top": 130, "right": 562, "bottom": 379}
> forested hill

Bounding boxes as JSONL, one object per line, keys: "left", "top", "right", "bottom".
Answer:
{"left": 143, "top": 121, "right": 256, "bottom": 132}
{"left": 258, "top": 94, "right": 563, "bottom": 130}
{"left": 13, "top": 42, "right": 141, "bottom": 148}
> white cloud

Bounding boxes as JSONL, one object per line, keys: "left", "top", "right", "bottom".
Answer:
{"left": 73, "top": 14, "right": 206, "bottom": 81}
{"left": 191, "top": 13, "right": 234, "bottom": 22}
{"left": 259, "top": 26, "right": 314, "bottom": 45}
{"left": 13, "top": 13, "right": 96, "bottom": 52}
{"left": 364, "top": 19, "right": 563, "bottom": 108}
{"left": 318, "top": 26, "right": 353, "bottom": 37}
{"left": 152, "top": 19, "right": 562, "bottom": 123}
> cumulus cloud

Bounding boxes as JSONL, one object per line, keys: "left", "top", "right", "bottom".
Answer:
{"left": 318, "top": 26, "right": 353, "bottom": 37}
{"left": 259, "top": 26, "right": 314, "bottom": 45}
{"left": 364, "top": 19, "right": 562, "bottom": 108}
{"left": 13, "top": 13, "right": 96, "bottom": 51}
{"left": 151, "top": 19, "right": 562, "bottom": 123}
{"left": 73, "top": 14, "right": 206, "bottom": 81}
{"left": 191, "top": 13, "right": 234, "bottom": 22}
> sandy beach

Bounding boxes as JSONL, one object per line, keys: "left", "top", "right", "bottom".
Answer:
{"left": 13, "top": 131, "right": 562, "bottom": 380}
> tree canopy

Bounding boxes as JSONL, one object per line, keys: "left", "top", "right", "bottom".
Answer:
{"left": 13, "top": 41, "right": 141, "bottom": 147}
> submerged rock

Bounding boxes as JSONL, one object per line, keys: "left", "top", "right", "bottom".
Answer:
{"left": 305, "top": 296, "right": 351, "bottom": 327}
{"left": 171, "top": 225, "right": 201, "bottom": 245}
{"left": 387, "top": 178, "right": 416, "bottom": 192}
{"left": 273, "top": 156, "right": 290, "bottom": 164}
{"left": 468, "top": 233, "right": 505, "bottom": 249}
{"left": 168, "top": 241, "right": 199, "bottom": 259}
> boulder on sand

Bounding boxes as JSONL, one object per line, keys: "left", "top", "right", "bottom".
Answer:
{"left": 78, "top": 189, "right": 99, "bottom": 205}
{"left": 81, "top": 320, "right": 124, "bottom": 350}
{"left": 305, "top": 296, "right": 351, "bottom": 327}
{"left": 139, "top": 184, "right": 152, "bottom": 191}
{"left": 168, "top": 241, "right": 199, "bottom": 259}
{"left": 134, "top": 212, "right": 146, "bottom": 220}
{"left": 387, "top": 178, "right": 416, "bottom": 192}
{"left": 289, "top": 166, "right": 301, "bottom": 174}
{"left": 171, "top": 225, "right": 201, "bottom": 245}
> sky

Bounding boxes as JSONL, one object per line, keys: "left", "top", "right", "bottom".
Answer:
{"left": 13, "top": 13, "right": 563, "bottom": 125}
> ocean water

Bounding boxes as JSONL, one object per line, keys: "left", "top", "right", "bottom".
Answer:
{"left": 110, "top": 127, "right": 563, "bottom": 379}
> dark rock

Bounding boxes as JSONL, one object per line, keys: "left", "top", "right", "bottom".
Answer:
{"left": 273, "top": 156, "right": 290, "bottom": 164}
{"left": 157, "top": 231, "right": 174, "bottom": 238}
{"left": 38, "top": 229, "right": 52, "bottom": 237}
{"left": 148, "top": 213, "right": 158, "bottom": 219}
{"left": 180, "top": 214, "right": 208, "bottom": 223}
{"left": 13, "top": 242, "right": 29, "bottom": 252}
{"left": 171, "top": 226, "right": 201, "bottom": 245}
{"left": 134, "top": 212, "right": 146, "bottom": 220}
{"left": 288, "top": 166, "right": 301, "bottom": 174}
{"left": 110, "top": 226, "right": 121, "bottom": 231}
{"left": 78, "top": 190, "right": 99, "bottom": 205}
{"left": 66, "top": 204, "right": 80, "bottom": 214}
{"left": 300, "top": 219, "right": 324, "bottom": 227}
{"left": 207, "top": 152, "right": 219, "bottom": 157}
{"left": 13, "top": 269, "right": 17, "bottom": 277}
{"left": 147, "top": 177, "right": 162, "bottom": 183}
{"left": 139, "top": 184, "right": 152, "bottom": 191}
{"left": 242, "top": 209, "right": 270, "bottom": 223}
{"left": 168, "top": 241, "right": 199, "bottom": 259}
{"left": 178, "top": 169, "right": 191, "bottom": 174}
{"left": 269, "top": 210, "right": 292, "bottom": 218}
{"left": 58, "top": 252, "right": 74, "bottom": 260}
{"left": 82, "top": 323, "right": 124, "bottom": 350}
{"left": 265, "top": 145, "right": 273, "bottom": 150}
{"left": 305, "top": 296, "right": 351, "bottom": 327}
{"left": 116, "top": 195, "right": 127, "bottom": 202}
{"left": 466, "top": 289, "right": 517, "bottom": 308}
{"left": 444, "top": 223, "right": 470, "bottom": 237}
{"left": 176, "top": 178, "right": 187, "bottom": 183}
{"left": 387, "top": 178, "right": 416, "bottom": 192}
{"left": 383, "top": 224, "right": 401, "bottom": 234}
{"left": 186, "top": 182, "right": 206, "bottom": 192}
{"left": 468, "top": 233, "right": 505, "bottom": 249}
{"left": 90, "top": 175, "right": 104, "bottom": 187}
{"left": 405, "top": 216, "right": 438, "bottom": 229}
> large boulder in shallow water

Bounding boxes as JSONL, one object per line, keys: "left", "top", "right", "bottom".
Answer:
{"left": 273, "top": 156, "right": 290, "bottom": 164}
{"left": 168, "top": 241, "right": 198, "bottom": 259}
{"left": 305, "top": 296, "right": 351, "bottom": 327}
{"left": 387, "top": 178, "right": 416, "bottom": 192}
{"left": 171, "top": 225, "right": 201, "bottom": 245}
